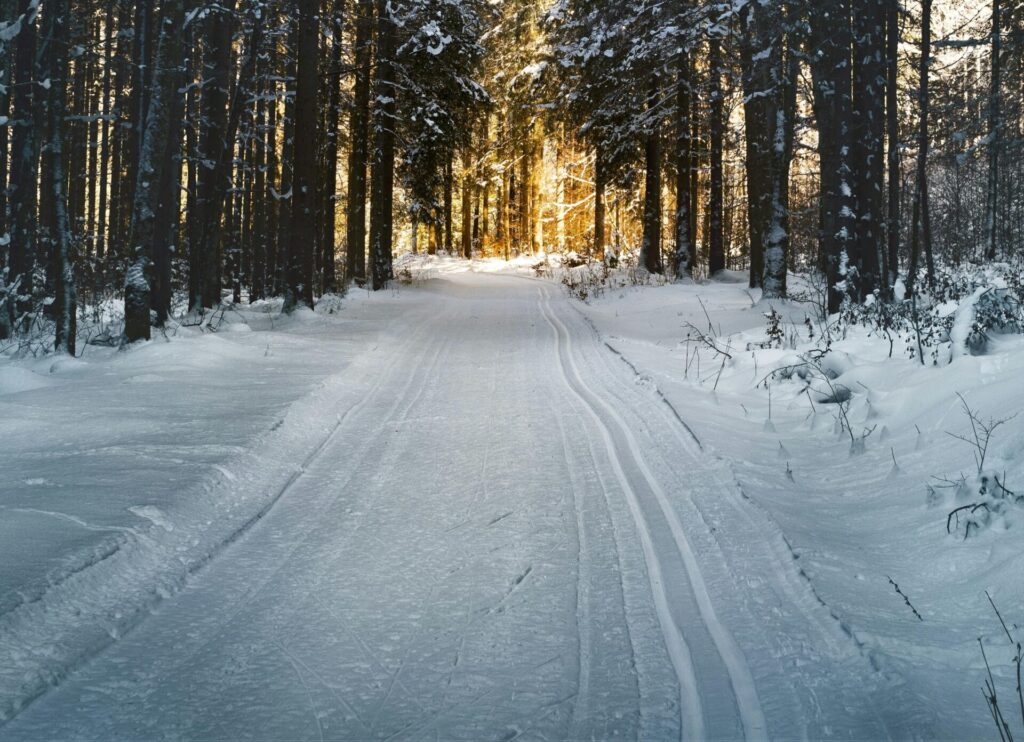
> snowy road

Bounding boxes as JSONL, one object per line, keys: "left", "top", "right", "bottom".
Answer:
{"left": 2, "top": 273, "right": 892, "bottom": 740}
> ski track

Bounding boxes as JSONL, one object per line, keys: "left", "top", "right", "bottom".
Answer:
{"left": 0, "top": 271, "right": 877, "bottom": 740}
{"left": 537, "top": 283, "right": 772, "bottom": 742}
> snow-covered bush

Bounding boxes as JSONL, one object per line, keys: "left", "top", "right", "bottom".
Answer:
{"left": 553, "top": 249, "right": 667, "bottom": 302}
{"left": 834, "top": 261, "right": 1024, "bottom": 365}
{"left": 929, "top": 394, "right": 1022, "bottom": 539}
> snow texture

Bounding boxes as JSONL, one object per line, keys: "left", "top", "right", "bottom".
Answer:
{"left": 0, "top": 260, "right": 1021, "bottom": 739}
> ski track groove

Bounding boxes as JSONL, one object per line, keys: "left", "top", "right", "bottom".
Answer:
{"left": 539, "top": 284, "right": 771, "bottom": 741}
{"left": 1, "top": 274, "right": 830, "bottom": 740}
{"left": 537, "top": 286, "right": 703, "bottom": 741}
{"left": 551, "top": 400, "right": 592, "bottom": 738}
{"left": 586, "top": 308, "right": 890, "bottom": 736}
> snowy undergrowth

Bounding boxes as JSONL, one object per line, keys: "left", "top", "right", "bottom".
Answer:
{"left": 579, "top": 268, "right": 1024, "bottom": 738}
{"left": 0, "top": 290, "right": 404, "bottom": 721}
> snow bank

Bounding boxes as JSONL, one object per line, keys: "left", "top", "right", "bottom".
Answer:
{"left": 0, "top": 293, "right": 406, "bottom": 721}
{"left": 578, "top": 273, "right": 1024, "bottom": 739}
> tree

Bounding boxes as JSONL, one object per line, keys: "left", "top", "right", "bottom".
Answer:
{"left": 189, "top": 0, "right": 236, "bottom": 310}
{"left": 708, "top": 31, "right": 725, "bottom": 276}
{"left": 985, "top": 0, "right": 1001, "bottom": 261}
{"left": 640, "top": 73, "right": 664, "bottom": 274}
{"left": 851, "top": 0, "right": 887, "bottom": 299}
{"left": 40, "top": 0, "right": 76, "bottom": 353}
{"left": 123, "top": 0, "right": 188, "bottom": 342}
{"left": 283, "top": 0, "right": 319, "bottom": 310}
{"left": 808, "top": 0, "right": 856, "bottom": 312}
{"left": 907, "top": 0, "right": 935, "bottom": 297}
{"left": 346, "top": 0, "right": 372, "bottom": 283}
{"left": 885, "top": 0, "right": 900, "bottom": 288}
{"left": 368, "top": 0, "right": 398, "bottom": 290}
{"left": 673, "top": 37, "right": 695, "bottom": 278}
{"left": 740, "top": 0, "right": 797, "bottom": 297}
{"left": 3, "top": 0, "right": 39, "bottom": 337}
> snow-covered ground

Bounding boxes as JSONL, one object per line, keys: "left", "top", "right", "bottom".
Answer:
{"left": 577, "top": 269, "right": 1024, "bottom": 740}
{"left": 1, "top": 255, "right": 1021, "bottom": 739}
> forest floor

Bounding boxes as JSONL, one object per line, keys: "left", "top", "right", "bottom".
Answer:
{"left": 1, "top": 256, "right": 1022, "bottom": 739}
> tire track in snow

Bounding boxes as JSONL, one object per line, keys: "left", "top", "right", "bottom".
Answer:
{"left": 538, "top": 285, "right": 769, "bottom": 741}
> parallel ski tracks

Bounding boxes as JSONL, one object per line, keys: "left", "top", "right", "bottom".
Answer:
{"left": 538, "top": 285, "right": 768, "bottom": 742}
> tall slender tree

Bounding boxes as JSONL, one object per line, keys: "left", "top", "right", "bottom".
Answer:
{"left": 284, "top": 0, "right": 320, "bottom": 310}
{"left": 368, "top": 0, "right": 398, "bottom": 290}
{"left": 346, "top": 0, "right": 372, "bottom": 283}
{"left": 123, "top": 0, "right": 188, "bottom": 342}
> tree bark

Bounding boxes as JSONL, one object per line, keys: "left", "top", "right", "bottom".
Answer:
{"left": 808, "top": 0, "right": 855, "bottom": 312}
{"left": 321, "top": 8, "right": 343, "bottom": 294}
{"left": 41, "top": 0, "right": 75, "bottom": 353}
{"left": 673, "top": 49, "right": 694, "bottom": 278}
{"left": 4, "top": 0, "right": 38, "bottom": 335}
{"left": 885, "top": 0, "right": 900, "bottom": 287}
{"left": 284, "top": 0, "right": 319, "bottom": 310}
{"left": 461, "top": 150, "right": 473, "bottom": 258}
{"left": 708, "top": 40, "right": 725, "bottom": 276}
{"left": 123, "top": 0, "right": 187, "bottom": 342}
{"left": 640, "top": 74, "right": 663, "bottom": 274}
{"left": 907, "top": 0, "right": 934, "bottom": 296}
{"left": 368, "top": 0, "right": 397, "bottom": 290}
{"left": 594, "top": 150, "right": 606, "bottom": 260}
{"left": 346, "top": 0, "right": 372, "bottom": 283}
{"left": 852, "top": 0, "right": 886, "bottom": 300}
{"left": 985, "top": 0, "right": 1001, "bottom": 260}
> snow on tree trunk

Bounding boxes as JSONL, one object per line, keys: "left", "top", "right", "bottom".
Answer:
{"left": 4, "top": 0, "right": 37, "bottom": 336}
{"left": 41, "top": 0, "right": 75, "bottom": 354}
{"left": 123, "top": 0, "right": 186, "bottom": 343}
{"left": 673, "top": 48, "right": 693, "bottom": 279}
{"left": 369, "top": 0, "right": 397, "bottom": 291}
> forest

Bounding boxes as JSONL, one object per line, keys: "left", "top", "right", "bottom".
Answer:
{"left": 0, "top": 0, "right": 1020, "bottom": 351}
{"left": 5, "top": 1, "right": 1024, "bottom": 738}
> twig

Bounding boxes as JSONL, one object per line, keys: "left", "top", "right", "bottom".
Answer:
{"left": 887, "top": 576, "right": 924, "bottom": 621}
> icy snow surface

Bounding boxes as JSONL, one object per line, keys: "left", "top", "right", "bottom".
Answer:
{"left": 1, "top": 259, "right": 1021, "bottom": 739}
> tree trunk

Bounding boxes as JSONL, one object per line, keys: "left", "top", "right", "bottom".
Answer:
{"left": 284, "top": 0, "right": 319, "bottom": 310}
{"left": 907, "top": 0, "right": 934, "bottom": 296}
{"left": 985, "top": 0, "right": 1001, "bottom": 261}
{"left": 594, "top": 150, "right": 606, "bottom": 260}
{"left": 640, "top": 74, "right": 663, "bottom": 274}
{"left": 321, "top": 8, "right": 343, "bottom": 294}
{"left": 708, "top": 40, "right": 725, "bottom": 276}
{"left": 250, "top": 56, "right": 268, "bottom": 302}
{"left": 809, "top": 0, "right": 855, "bottom": 312}
{"left": 740, "top": 7, "right": 770, "bottom": 287}
{"left": 123, "top": 0, "right": 187, "bottom": 342}
{"left": 0, "top": 0, "right": 12, "bottom": 246}
{"left": 41, "top": 0, "right": 75, "bottom": 353}
{"left": 673, "top": 50, "right": 694, "bottom": 278}
{"left": 763, "top": 22, "right": 798, "bottom": 299}
{"left": 852, "top": 0, "right": 886, "bottom": 300}
{"left": 443, "top": 154, "right": 454, "bottom": 253}
{"left": 885, "top": 0, "right": 900, "bottom": 287}
{"left": 190, "top": 0, "right": 235, "bottom": 310}
{"left": 368, "top": 0, "right": 397, "bottom": 290}
{"left": 461, "top": 150, "right": 473, "bottom": 258}
{"left": 4, "top": 0, "right": 38, "bottom": 335}
{"left": 346, "top": 0, "right": 372, "bottom": 283}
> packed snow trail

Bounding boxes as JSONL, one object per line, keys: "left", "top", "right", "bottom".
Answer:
{"left": 1, "top": 272, "right": 891, "bottom": 740}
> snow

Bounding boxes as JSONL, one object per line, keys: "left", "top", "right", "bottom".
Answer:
{"left": 577, "top": 273, "right": 1024, "bottom": 739}
{"left": 1, "top": 260, "right": 1021, "bottom": 739}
